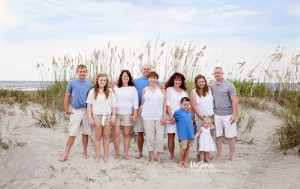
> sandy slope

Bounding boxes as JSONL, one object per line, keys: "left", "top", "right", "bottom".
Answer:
{"left": 0, "top": 103, "right": 299, "bottom": 189}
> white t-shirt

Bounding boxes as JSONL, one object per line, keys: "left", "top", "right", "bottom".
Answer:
{"left": 166, "top": 87, "right": 188, "bottom": 115}
{"left": 113, "top": 86, "right": 139, "bottom": 114}
{"left": 192, "top": 88, "right": 214, "bottom": 117}
{"left": 86, "top": 88, "right": 116, "bottom": 115}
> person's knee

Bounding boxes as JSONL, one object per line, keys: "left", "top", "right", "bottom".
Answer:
{"left": 113, "top": 129, "right": 120, "bottom": 136}
{"left": 95, "top": 135, "right": 102, "bottom": 141}
{"left": 123, "top": 132, "right": 130, "bottom": 139}
{"left": 103, "top": 134, "right": 110, "bottom": 141}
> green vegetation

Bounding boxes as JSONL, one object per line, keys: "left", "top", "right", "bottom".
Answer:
{"left": 0, "top": 42, "right": 299, "bottom": 151}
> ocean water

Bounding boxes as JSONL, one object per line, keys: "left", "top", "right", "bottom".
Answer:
{"left": 0, "top": 81, "right": 49, "bottom": 91}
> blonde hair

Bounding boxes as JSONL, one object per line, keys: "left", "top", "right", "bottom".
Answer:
{"left": 203, "top": 117, "right": 212, "bottom": 124}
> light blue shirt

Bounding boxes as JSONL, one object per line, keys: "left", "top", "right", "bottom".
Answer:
{"left": 66, "top": 79, "right": 92, "bottom": 109}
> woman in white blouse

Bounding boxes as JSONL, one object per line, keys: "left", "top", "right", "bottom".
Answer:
{"left": 86, "top": 73, "right": 117, "bottom": 163}
{"left": 165, "top": 72, "right": 188, "bottom": 160}
{"left": 139, "top": 71, "right": 166, "bottom": 164}
{"left": 190, "top": 74, "right": 214, "bottom": 161}
{"left": 113, "top": 70, "right": 139, "bottom": 160}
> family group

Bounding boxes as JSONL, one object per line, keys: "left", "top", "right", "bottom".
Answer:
{"left": 58, "top": 64, "right": 238, "bottom": 168}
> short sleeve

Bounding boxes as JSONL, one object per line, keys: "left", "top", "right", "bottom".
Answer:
{"left": 166, "top": 87, "right": 172, "bottom": 106}
{"left": 173, "top": 110, "right": 180, "bottom": 121}
{"left": 132, "top": 87, "right": 139, "bottom": 109}
{"left": 86, "top": 88, "right": 94, "bottom": 104}
{"left": 66, "top": 81, "right": 72, "bottom": 94}
{"left": 109, "top": 88, "right": 117, "bottom": 108}
{"left": 228, "top": 83, "right": 237, "bottom": 97}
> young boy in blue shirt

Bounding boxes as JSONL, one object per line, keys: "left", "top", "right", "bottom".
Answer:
{"left": 173, "top": 97, "right": 194, "bottom": 168}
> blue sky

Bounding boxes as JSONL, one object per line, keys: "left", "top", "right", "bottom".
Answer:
{"left": 0, "top": 0, "right": 299, "bottom": 80}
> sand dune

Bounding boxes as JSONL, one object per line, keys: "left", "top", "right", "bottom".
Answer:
{"left": 0, "top": 102, "right": 299, "bottom": 189}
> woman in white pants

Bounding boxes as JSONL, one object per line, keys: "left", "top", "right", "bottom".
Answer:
{"left": 139, "top": 71, "right": 166, "bottom": 164}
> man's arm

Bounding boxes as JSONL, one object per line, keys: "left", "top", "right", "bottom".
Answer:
{"left": 64, "top": 93, "right": 73, "bottom": 115}
{"left": 230, "top": 95, "right": 238, "bottom": 124}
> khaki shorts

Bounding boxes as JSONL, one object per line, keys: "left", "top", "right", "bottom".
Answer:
{"left": 134, "top": 115, "right": 144, "bottom": 133}
{"left": 214, "top": 115, "right": 237, "bottom": 138}
{"left": 93, "top": 114, "right": 111, "bottom": 126}
{"left": 115, "top": 114, "right": 132, "bottom": 126}
{"left": 180, "top": 140, "right": 194, "bottom": 150}
{"left": 69, "top": 108, "right": 91, "bottom": 136}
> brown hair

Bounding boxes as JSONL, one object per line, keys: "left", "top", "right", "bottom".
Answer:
{"left": 194, "top": 74, "right": 209, "bottom": 97}
{"left": 93, "top": 73, "right": 110, "bottom": 100}
{"left": 117, "top": 70, "right": 134, "bottom": 87}
{"left": 180, "top": 97, "right": 190, "bottom": 104}
{"left": 148, "top": 71, "right": 159, "bottom": 79}
{"left": 76, "top": 64, "right": 87, "bottom": 71}
{"left": 165, "top": 72, "right": 187, "bottom": 91}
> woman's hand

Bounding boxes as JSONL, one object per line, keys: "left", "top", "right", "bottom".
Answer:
{"left": 169, "top": 116, "right": 176, "bottom": 124}
{"left": 110, "top": 117, "right": 116, "bottom": 125}
{"left": 160, "top": 117, "right": 166, "bottom": 125}
{"left": 131, "top": 115, "right": 137, "bottom": 124}
{"left": 88, "top": 118, "right": 95, "bottom": 127}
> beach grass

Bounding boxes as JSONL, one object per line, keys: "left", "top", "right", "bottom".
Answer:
{"left": 1, "top": 42, "right": 299, "bottom": 151}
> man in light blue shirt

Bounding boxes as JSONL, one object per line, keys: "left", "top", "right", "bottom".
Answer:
{"left": 133, "top": 64, "right": 152, "bottom": 159}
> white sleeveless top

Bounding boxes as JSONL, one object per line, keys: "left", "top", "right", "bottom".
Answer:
{"left": 192, "top": 88, "right": 214, "bottom": 117}
{"left": 141, "top": 87, "right": 164, "bottom": 120}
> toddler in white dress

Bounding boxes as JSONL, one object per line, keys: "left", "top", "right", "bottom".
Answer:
{"left": 194, "top": 117, "right": 215, "bottom": 162}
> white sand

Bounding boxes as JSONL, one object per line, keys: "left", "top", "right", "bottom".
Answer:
{"left": 0, "top": 102, "right": 299, "bottom": 189}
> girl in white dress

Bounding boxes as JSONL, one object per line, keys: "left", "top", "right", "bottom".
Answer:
{"left": 165, "top": 72, "right": 188, "bottom": 160}
{"left": 195, "top": 117, "right": 215, "bottom": 162}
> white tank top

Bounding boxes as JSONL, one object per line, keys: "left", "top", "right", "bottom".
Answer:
{"left": 141, "top": 87, "right": 164, "bottom": 120}
{"left": 192, "top": 88, "right": 214, "bottom": 116}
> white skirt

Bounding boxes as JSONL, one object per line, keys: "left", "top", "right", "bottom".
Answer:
{"left": 165, "top": 123, "right": 177, "bottom": 134}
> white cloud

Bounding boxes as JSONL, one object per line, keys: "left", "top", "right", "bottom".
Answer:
{"left": 0, "top": 0, "right": 299, "bottom": 81}
{"left": 0, "top": 1, "right": 21, "bottom": 36}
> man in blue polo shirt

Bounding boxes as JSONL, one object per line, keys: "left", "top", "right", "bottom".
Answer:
{"left": 211, "top": 66, "right": 238, "bottom": 161}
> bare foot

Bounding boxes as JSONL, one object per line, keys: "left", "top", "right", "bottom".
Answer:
{"left": 216, "top": 156, "right": 222, "bottom": 161}
{"left": 58, "top": 155, "right": 68, "bottom": 162}
{"left": 170, "top": 156, "right": 175, "bottom": 160}
{"left": 184, "top": 162, "right": 189, "bottom": 168}
{"left": 114, "top": 154, "right": 120, "bottom": 158}
{"left": 157, "top": 160, "right": 162, "bottom": 165}
{"left": 82, "top": 154, "right": 89, "bottom": 159}
{"left": 178, "top": 162, "right": 182, "bottom": 167}
{"left": 230, "top": 156, "right": 235, "bottom": 161}
{"left": 150, "top": 159, "right": 155, "bottom": 163}
{"left": 95, "top": 157, "right": 100, "bottom": 163}
{"left": 104, "top": 157, "right": 108, "bottom": 163}
{"left": 124, "top": 155, "right": 131, "bottom": 160}
{"left": 135, "top": 152, "right": 143, "bottom": 159}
